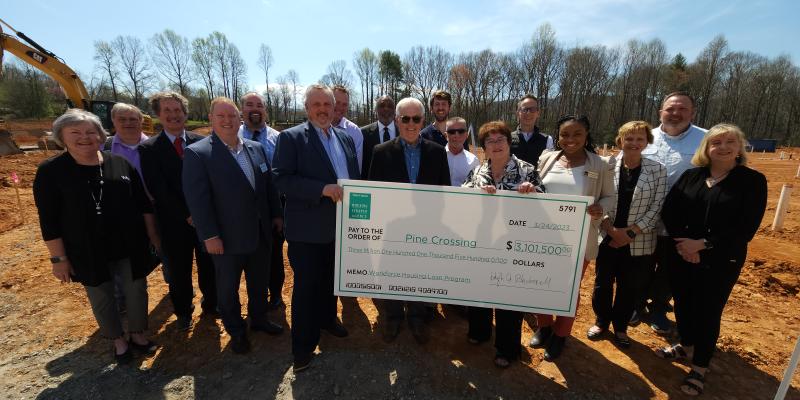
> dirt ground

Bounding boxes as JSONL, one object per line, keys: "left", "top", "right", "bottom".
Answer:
{"left": 0, "top": 129, "right": 799, "bottom": 399}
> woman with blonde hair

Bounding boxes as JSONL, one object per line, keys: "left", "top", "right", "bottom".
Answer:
{"left": 656, "top": 123, "right": 767, "bottom": 396}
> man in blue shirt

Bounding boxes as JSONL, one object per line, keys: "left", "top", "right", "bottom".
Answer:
{"left": 419, "top": 90, "right": 451, "bottom": 148}
{"left": 368, "top": 97, "right": 451, "bottom": 344}
{"left": 637, "top": 91, "right": 707, "bottom": 335}
{"left": 272, "top": 85, "right": 360, "bottom": 372}
{"left": 238, "top": 92, "right": 285, "bottom": 310}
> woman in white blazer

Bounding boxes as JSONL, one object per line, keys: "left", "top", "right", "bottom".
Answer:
{"left": 587, "top": 121, "right": 667, "bottom": 348}
{"left": 530, "top": 115, "right": 616, "bottom": 361}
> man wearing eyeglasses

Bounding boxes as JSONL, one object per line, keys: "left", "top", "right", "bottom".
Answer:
{"left": 510, "top": 94, "right": 553, "bottom": 167}
{"left": 445, "top": 117, "right": 480, "bottom": 187}
{"left": 368, "top": 97, "right": 450, "bottom": 344}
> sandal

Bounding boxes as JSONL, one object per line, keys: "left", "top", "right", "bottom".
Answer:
{"left": 586, "top": 325, "right": 607, "bottom": 340}
{"left": 680, "top": 369, "right": 705, "bottom": 396}
{"left": 655, "top": 344, "right": 690, "bottom": 360}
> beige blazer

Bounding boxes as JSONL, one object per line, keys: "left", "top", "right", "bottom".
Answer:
{"left": 537, "top": 149, "right": 616, "bottom": 260}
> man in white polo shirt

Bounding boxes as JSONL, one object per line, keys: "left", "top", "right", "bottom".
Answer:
{"left": 445, "top": 117, "right": 479, "bottom": 187}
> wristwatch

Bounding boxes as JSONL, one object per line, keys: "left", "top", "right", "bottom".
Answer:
{"left": 703, "top": 238, "right": 714, "bottom": 250}
{"left": 625, "top": 229, "right": 637, "bottom": 239}
{"left": 50, "top": 256, "right": 68, "bottom": 264}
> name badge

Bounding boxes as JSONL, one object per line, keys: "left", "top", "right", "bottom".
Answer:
{"left": 584, "top": 171, "right": 598, "bottom": 179}
{"left": 259, "top": 163, "right": 269, "bottom": 173}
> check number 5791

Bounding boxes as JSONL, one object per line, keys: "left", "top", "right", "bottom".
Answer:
{"left": 559, "top": 205, "right": 577, "bottom": 213}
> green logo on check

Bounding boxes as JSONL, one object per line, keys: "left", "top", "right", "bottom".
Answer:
{"left": 349, "top": 192, "right": 371, "bottom": 220}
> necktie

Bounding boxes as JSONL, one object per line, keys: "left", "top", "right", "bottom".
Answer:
{"left": 383, "top": 126, "right": 390, "bottom": 143}
{"left": 174, "top": 136, "right": 184, "bottom": 158}
{"left": 252, "top": 129, "right": 261, "bottom": 141}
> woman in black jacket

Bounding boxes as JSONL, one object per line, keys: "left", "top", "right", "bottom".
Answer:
{"left": 33, "top": 109, "right": 161, "bottom": 364}
{"left": 656, "top": 123, "right": 767, "bottom": 396}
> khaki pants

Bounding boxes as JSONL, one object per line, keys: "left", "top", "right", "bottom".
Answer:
{"left": 84, "top": 258, "right": 148, "bottom": 338}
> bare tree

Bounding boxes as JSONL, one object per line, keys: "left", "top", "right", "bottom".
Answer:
{"left": 207, "top": 32, "right": 232, "bottom": 97}
{"left": 403, "top": 46, "right": 453, "bottom": 109}
{"left": 93, "top": 40, "right": 120, "bottom": 101}
{"left": 320, "top": 60, "right": 354, "bottom": 88}
{"left": 692, "top": 35, "right": 729, "bottom": 127}
{"left": 517, "top": 23, "right": 563, "bottom": 125}
{"left": 353, "top": 48, "right": 378, "bottom": 117}
{"left": 150, "top": 29, "right": 193, "bottom": 96}
{"left": 287, "top": 69, "right": 299, "bottom": 121}
{"left": 227, "top": 45, "right": 248, "bottom": 101}
{"left": 191, "top": 37, "right": 216, "bottom": 98}
{"left": 112, "top": 36, "right": 152, "bottom": 107}
{"left": 277, "top": 74, "right": 291, "bottom": 121}
{"left": 257, "top": 44, "right": 274, "bottom": 114}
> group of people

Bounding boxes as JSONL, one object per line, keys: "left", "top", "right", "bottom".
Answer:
{"left": 34, "top": 87, "right": 766, "bottom": 395}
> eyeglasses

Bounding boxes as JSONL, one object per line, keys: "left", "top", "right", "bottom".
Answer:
{"left": 446, "top": 128, "right": 467, "bottom": 135}
{"left": 484, "top": 138, "right": 507, "bottom": 146}
{"left": 518, "top": 107, "right": 539, "bottom": 114}
{"left": 399, "top": 115, "right": 423, "bottom": 124}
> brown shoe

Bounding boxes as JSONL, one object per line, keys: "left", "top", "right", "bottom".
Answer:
{"left": 382, "top": 320, "right": 401, "bottom": 343}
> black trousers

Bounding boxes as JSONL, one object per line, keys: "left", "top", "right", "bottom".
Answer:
{"left": 162, "top": 224, "right": 217, "bottom": 317}
{"left": 468, "top": 307, "right": 523, "bottom": 359}
{"left": 211, "top": 235, "right": 271, "bottom": 338}
{"left": 592, "top": 241, "right": 651, "bottom": 333}
{"left": 670, "top": 251, "right": 742, "bottom": 368}
{"left": 636, "top": 236, "right": 673, "bottom": 315}
{"left": 286, "top": 241, "right": 338, "bottom": 356}
{"left": 383, "top": 299, "right": 427, "bottom": 324}
{"left": 269, "top": 231, "right": 285, "bottom": 301}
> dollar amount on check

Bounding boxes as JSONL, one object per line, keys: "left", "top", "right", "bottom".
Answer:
{"left": 334, "top": 180, "right": 594, "bottom": 316}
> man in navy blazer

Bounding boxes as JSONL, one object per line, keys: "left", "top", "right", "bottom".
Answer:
{"left": 272, "top": 85, "right": 360, "bottom": 372}
{"left": 368, "top": 97, "right": 451, "bottom": 344}
{"left": 183, "top": 98, "right": 284, "bottom": 354}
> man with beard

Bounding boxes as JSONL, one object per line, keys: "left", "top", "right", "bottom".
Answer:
{"left": 419, "top": 90, "right": 452, "bottom": 148}
{"left": 332, "top": 85, "right": 365, "bottom": 174}
{"left": 272, "top": 85, "right": 360, "bottom": 372}
{"left": 360, "top": 95, "right": 397, "bottom": 179}
{"left": 238, "top": 92, "right": 286, "bottom": 310}
{"left": 636, "top": 91, "right": 707, "bottom": 335}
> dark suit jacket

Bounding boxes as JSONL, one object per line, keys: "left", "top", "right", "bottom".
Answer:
{"left": 272, "top": 122, "right": 360, "bottom": 244}
{"left": 182, "top": 133, "right": 282, "bottom": 255}
{"left": 360, "top": 121, "right": 398, "bottom": 180}
{"left": 138, "top": 130, "right": 204, "bottom": 233}
{"left": 368, "top": 137, "right": 450, "bottom": 186}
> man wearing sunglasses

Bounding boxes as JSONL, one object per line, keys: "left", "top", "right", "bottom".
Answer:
{"left": 445, "top": 117, "right": 479, "bottom": 187}
{"left": 510, "top": 94, "right": 553, "bottom": 167}
{"left": 368, "top": 97, "right": 451, "bottom": 344}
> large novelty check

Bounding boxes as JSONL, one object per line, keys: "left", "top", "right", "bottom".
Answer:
{"left": 334, "top": 179, "right": 593, "bottom": 316}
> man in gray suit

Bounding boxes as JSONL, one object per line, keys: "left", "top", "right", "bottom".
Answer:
{"left": 183, "top": 97, "right": 284, "bottom": 354}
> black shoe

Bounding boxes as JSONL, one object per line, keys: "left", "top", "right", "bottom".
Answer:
{"left": 323, "top": 321, "right": 349, "bottom": 338}
{"left": 529, "top": 326, "right": 552, "bottom": 348}
{"left": 114, "top": 344, "right": 133, "bottom": 365}
{"left": 544, "top": 335, "right": 566, "bottom": 361}
{"left": 409, "top": 321, "right": 429, "bottom": 344}
{"left": 268, "top": 296, "right": 284, "bottom": 310}
{"left": 382, "top": 320, "right": 401, "bottom": 343}
{"left": 251, "top": 320, "right": 284, "bottom": 335}
{"left": 230, "top": 334, "right": 251, "bottom": 354}
{"left": 129, "top": 339, "right": 159, "bottom": 355}
{"left": 176, "top": 315, "right": 193, "bottom": 331}
{"left": 293, "top": 352, "right": 313, "bottom": 373}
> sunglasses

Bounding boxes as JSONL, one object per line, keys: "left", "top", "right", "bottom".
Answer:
{"left": 399, "top": 115, "right": 423, "bottom": 124}
{"left": 446, "top": 128, "right": 467, "bottom": 135}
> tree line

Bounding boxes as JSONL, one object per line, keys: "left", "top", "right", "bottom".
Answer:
{"left": 1, "top": 23, "right": 798, "bottom": 145}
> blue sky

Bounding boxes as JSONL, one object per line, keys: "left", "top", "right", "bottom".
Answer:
{"left": 4, "top": 0, "right": 799, "bottom": 94}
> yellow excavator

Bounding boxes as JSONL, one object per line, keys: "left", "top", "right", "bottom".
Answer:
{"left": 0, "top": 18, "right": 153, "bottom": 134}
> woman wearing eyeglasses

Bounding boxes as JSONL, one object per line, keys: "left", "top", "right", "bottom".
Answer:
{"left": 462, "top": 121, "right": 543, "bottom": 368}
{"left": 530, "top": 115, "right": 616, "bottom": 361}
